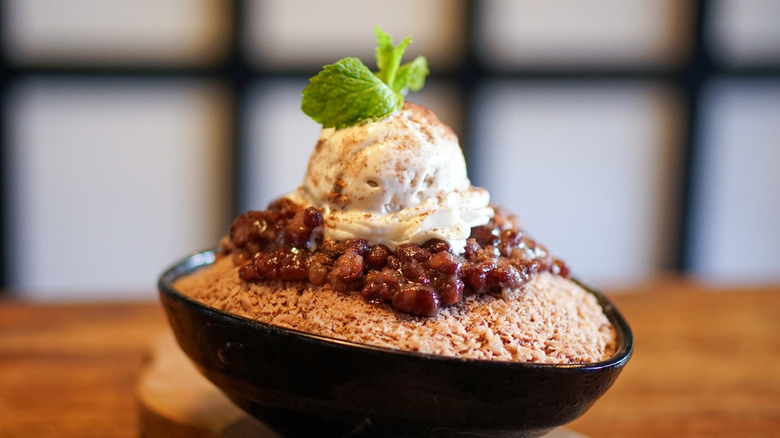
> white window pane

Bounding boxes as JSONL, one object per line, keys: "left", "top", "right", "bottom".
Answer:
{"left": 243, "top": 79, "right": 322, "bottom": 211}
{"left": 244, "top": 0, "right": 465, "bottom": 70}
{"left": 476, "top": 0, "right": 693, "bottom": 69}
{"left": 470, "top": 81, "right": 682, "bottom": 286}
{"left": 242, "top": 79, "right": 463, "bottom": 211}
{"left": 3, "top": 0, "right": 229, "bottom": 65}
{"left": 6, "top": 79, "right": 230, "bottom": 299}
{"left": 691, "top": 80, "right": 780, "bottom": 283}
{"left": 708, "top": 0, "right": 780, "bottom": 66}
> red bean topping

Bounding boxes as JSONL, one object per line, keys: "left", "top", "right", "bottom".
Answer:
{"left": 553, "top": 259, "right": 570, "bottom": 278}
{"left": 303, "top": 207, "right": 323, "bottom": 228}
{"left": 252, "top": 252, "right": 278, "bottom": 279}
{"left": 223, "top": 198, "right": 570, "bottom": 317}
{"left": 308, "top": 262, "right": 329, "bottom": 286}
{"left": 366, "top": 245, "right": 391, "bottom": 269}
{"left": 345, "top": 239, "right": 369, "bottom": 256}
{"left": 278, "top": 248, "right": 309, "bottom": 281}
{"left": 470, "top": 225, "right": 499, "bottom": 247}
{"left": 238, "top": 263, "right": 261, "bottom": 282}
{"left": 392, "top": 284, "right": 440, "bottom": 317}
{"left": 384, "top": 255, "right": 401, "bottom": 271}
{"left": 360, "top": 279, "right": 388, "bottom": 302}
{"left": 328, "top": 274, "right": 349, "bottom": 293}
{"left": 361, "top": 269, "right": 402, "bottom": 302}
{"left": 427, "top": 251, "right": 460, "bottom": 275}
{"left": 401, "top": 260, "right": 429, "bottom": 284}
{"left": 283, "top": 210, "right": 312, "bottom": 248}
{"left": 489, "top": 264, "right": 521, "bottom": 290}
{"left": 395, "top": 244, "right": 431, "bottom": 263}
{"left": 497, "top": 229, "right": 523, "bottom": 257}
{"left": 463, "top": 262, "right": 491, "bottom": 294}
{"left": 421, "top": 239, "right": 451, "bottom": 254}
{"left": 436, "top": 278, "right": 464, "bottom": 306}
{"left": 464, "top": 238, "right": 480, "bottom": 260}
{"left": 332, "top": 251, "right": 364, "bottom": 282}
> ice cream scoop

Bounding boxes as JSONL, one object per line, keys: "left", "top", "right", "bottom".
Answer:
{"left": 287, "top": 102, "right": 492, "bottom": 254}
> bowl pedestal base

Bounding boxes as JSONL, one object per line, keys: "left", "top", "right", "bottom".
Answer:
{"left": 136, "top": 331, "right": 588, "bottom": 438}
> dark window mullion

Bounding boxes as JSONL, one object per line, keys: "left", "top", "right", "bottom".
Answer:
{"left": 676, "top": 0, "right": 712, "bottom": 272}
{"left": 227, "top": 0, "right": 248, "bottom": 219}
{"left": 1, "top": 0, "right": 10, "bottom": 289}
{"left": 462, "top": 0, "right": 486, "bottom": 171}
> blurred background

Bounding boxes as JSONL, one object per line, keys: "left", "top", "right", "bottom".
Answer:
{"left": 1, "top": 0, "right": 778, "bottom": 300}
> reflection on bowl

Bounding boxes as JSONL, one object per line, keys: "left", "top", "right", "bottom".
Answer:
{"left": 159, "top": 250, "right": 633, "bottom": 438}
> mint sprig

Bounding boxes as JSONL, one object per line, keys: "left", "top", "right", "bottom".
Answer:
{"left": 302, "top": 27, "right": 429, "bottom": 129}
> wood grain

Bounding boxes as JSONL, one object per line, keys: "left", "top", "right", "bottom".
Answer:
{"left": 137, "top": 332, "right": 277, "bottom": 438}
{"left": 1, "top": 279, "right": 778, "bottom": 437}
{"left": 0, "top": 302, "right": 165, "bottom": 438}
{"left": 569, "top": 280, "right": 780, "bottom": 438}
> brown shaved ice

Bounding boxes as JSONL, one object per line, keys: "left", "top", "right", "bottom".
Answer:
{"left": 174, "top": 255, "right": 616, "bottom": 364}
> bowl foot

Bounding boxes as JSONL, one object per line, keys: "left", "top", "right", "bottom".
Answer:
{"left": 233, "top": 400, "right": 553, "bottom": 438}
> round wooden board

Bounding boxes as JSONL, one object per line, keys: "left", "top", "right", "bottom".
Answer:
{"left": 136, "top": 331, "right": 588, "bottom": 438}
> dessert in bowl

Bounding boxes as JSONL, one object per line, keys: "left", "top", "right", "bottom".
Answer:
{"left": 160, "top": 251, "right": 631, "bottom": 437}
{"left": 159, "top": 28, "right": 632, "bottom": 437}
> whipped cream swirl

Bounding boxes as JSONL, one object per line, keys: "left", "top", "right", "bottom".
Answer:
{"left": 286, "top": 102, "right": 492, "bottom": 254}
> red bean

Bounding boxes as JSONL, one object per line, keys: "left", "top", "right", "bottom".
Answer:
{"left": 421, "top": 239, "right": 451, "bottom": 254}
{"left": 437, "top": 279, "right": 464, "bottom": 306}
{"left": 395, "top": 244, "right": 431, "bottom": 263}
{"left": 427, "top": 251, "right": 460, "bottom": 275}
{"left": 470, "top": 225, "right": 498, "bottom": 247}
{"left": 464, "top": 238, "right": 480, "bottom": 260}
{"left": 224, "top": 199, "right": 568, "bottom": 316}
{"left": 238, "top": 263, "right": 261, "bottom": 282}
{"left": 392, "top": 284, "right": 440, "bottom": 317}
{"left": 303, "top": 207, "right": 323, "bottom": 228}
{"left": 278, "top": 249, "right": 309, "bottom": 281}
{"left": 366, "top": 245, "right": 391, "bottom": 268}
{"left": 332, "top": 251, "right": 364, "bottom": 281}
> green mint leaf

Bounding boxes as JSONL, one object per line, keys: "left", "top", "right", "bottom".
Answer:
{"left": 393, "top": 55, "right": 429, "bottom": 95}
{"left": 301, "top": 57, "right": 401, "bottom": 129}
{"left": 301, "top": 27, "right": 428, "bottom": 129}
{"left": 374, "top": 26, "right": 411, "bottom": 90}
{"left": 374, "top": 27, "right": 394, "bottom": 83}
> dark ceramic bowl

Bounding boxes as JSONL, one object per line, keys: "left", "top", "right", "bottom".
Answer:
{"left": 159, "top": 250, "right": 632, "bottom": 438}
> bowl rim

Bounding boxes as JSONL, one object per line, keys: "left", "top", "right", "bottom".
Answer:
{"left": 159, "top": 249, "right": 633, "bottom": 372}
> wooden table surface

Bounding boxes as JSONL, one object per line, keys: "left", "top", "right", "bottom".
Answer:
{"left": 1, "top": 279, "right": 779, "bottom": 438}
